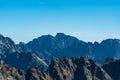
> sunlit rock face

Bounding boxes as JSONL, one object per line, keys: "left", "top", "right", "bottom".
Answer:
{"left": 25, "top": 57, "right": 113, "bottom": 80}
{"left": 0, "top": 64, "right": 25, "bottom": 80}
{"left": 48, "top": 56, "right": 112, "bottom": 80}
{"left": 0, "top": 34, "right": 19, "bottom": 58}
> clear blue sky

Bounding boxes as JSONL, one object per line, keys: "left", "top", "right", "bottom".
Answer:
{"left": 0, "top": 0, "right": 120, "bottom": 43}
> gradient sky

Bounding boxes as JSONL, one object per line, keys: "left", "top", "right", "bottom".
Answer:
{"left": 0, "top": 0, "right": 120, "bottom": 43}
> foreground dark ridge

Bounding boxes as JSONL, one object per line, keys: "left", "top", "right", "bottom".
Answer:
{"left": 1, "top": 56, "right": 120, "bottom": 80}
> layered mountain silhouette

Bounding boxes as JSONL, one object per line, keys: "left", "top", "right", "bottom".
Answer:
{"left": 0, "top": 33, "right": 120, "bottom": 80}
{"left": 26, "top": 33, "right": 120, "bottom": 63}
{"left": 1, "top": 56, "right": 120, "bottom": 80}
{"left": 0, "top": 34, "right": 48, "bottom": 71}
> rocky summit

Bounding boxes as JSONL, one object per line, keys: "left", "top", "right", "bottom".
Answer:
{"left": 0, "top": 64, "right": 25, "bottom": 80}
{"left": 25, "top": 56, "right": 120, "bottom": 80}
{"left": 26, "top": 33, "right": 120, "bottom": 63}
{"left": 0, "top": 33, "right": 120, "bottom": 80}
{"left": 0, "top": 34, "right": 48, "bottom": 71}
{"left": 0, "top": 56, "right": 115, "bottom": 80}
{"left": 103, "top": 58, "right": 120, "bottom": 80}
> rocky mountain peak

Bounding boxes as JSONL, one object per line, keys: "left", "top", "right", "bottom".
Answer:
{"left": 103, "top": 59, "right": 120, "bottom": 80}
{"left": 48, "top": 56, "right": 112, "bottom": 80}
{"left": 0, "top": 64, "right": 25, "bottom": 80}
{"left": 0, "top": 34, "right": 15, "bottom": 45}
{"left": 0, "top": 34, "right": 19, "bottom": 59}
{"left": 104, "top": 57, "right": 117, "bottom": 64}
{"left": 1, "top": 56, "right": 120, "bottom": 80}
{"left": 55, "top": 33, "right": 66, "bottom": 38}
{"left": 55, "top": 33, "right": 80, "bottom": 42}
{"left": 100, "top": 38, "right": 120, "bottom": 47}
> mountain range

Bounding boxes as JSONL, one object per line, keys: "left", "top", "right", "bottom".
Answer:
{"left": 26, "top": 33, "right": 120, "bottom": 63}
{"left": 0, "top": 33, "right": 120, "bottom": 80}
{"left": 0, "top": 56, "right": 120, "bottom": 80}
